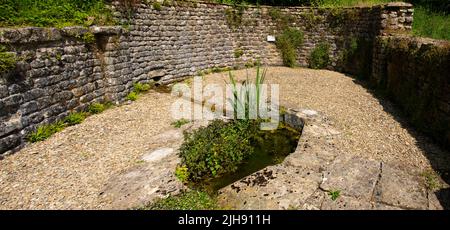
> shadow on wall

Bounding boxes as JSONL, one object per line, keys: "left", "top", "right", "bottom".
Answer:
{"left": 351, "top": 77, "right": 450, "bottom": 210}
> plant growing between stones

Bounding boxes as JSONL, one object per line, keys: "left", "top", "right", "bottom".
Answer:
{"left": 328, "top": 190, "right": 341, "bottom": 201}
{"left": 171, "top": 119, "right": 190, "bottom": 128}
{"left": 142, "top": 190, "right": 219, "bottom": 210}
{"left": 268, "top": 8, "right": 294, "bottom": 30}
{"left": 81, "top": 32, "right": 96, "bottom": 43}
{"left": 276, "top": 28, "right": 304, "bottom": 67}
{"left": 309, "top": 42, "right": 331, "bottom": 69}
{"left": 224, "top": 5, "right": 246, "bottom": 29}
{"left": 126, "top": 91, "right": 138, "bottom": 101}
{"left": 133, "top": 82, "right": 152, "bottom": 93}
{"left": 152, "top": 1, "right": 162, "bottom": 11}
{"left": 28, "top": 121, "right": 67, "bottom": 143}
{"left": 88, "top": 102, "right": 112, "bottom": 114}
{"left": 0, "top": 45, "right": 17, "bottom": 73}
{"left": 421, "top": 170, "right": 442, "bottom": 191}
{"left": 234, "top": 48, "right": 244, "bottom": 58}
{"left": 64, "top": 112, "right": 87, "bottom": 126}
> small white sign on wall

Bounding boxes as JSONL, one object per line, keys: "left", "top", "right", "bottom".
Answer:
{"left": 267, "top": 35, "right": 276, "bottom": 42}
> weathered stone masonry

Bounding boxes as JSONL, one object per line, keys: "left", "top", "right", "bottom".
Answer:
{"left": 1, "top": 1, "right": 447, "bottom": 155}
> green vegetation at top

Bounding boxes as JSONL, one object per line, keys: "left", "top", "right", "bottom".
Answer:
{"left": 0, "top": 0, "right": 115, "bottom": 28}
{"left": 413, "top": 6, "right": 450, "bottom": 41}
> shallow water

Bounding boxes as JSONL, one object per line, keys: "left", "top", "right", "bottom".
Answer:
{"left": 196, "top": 124, "right": 301, "bottom": 193}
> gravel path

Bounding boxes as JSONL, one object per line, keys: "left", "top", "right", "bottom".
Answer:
{"left": 0, "top": 91, "right": 175, "bottom": 209}
{"left": 1, "top": 67, "right": 448, "bottom": 209}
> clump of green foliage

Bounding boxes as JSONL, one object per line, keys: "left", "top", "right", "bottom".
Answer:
{"left": 421, "top": 170, "right": 442, "bottom": 191}
{"left": 133, "top": 82, "right": 152, "bottom": 93}
{"left": 81, "top": 32, "right": 96, "bottom": 43}
{"left": 276, "top": 28, "right": 304, "bottom": 67}
{"left": 171, "top": 119, "right": 190, "bottom": 128}
{"left": 143, "top": 190, "right": 219, "bottom": 210}
{"left": 234, "top": 48, "right": 244, "bottom": 58}
{"left": 328, "top": 190, "right": 341, "bottom": 201}
{"left": 152, "top": 1, "right": 162, "bottom": 11}
{"left": 175, "top": 165, "right": 190, "bottom": 182}
{"left": 224, "top": 6, "right": 246, "bottom": 29}
{"left": 64, "top": 112, "right": 87, "bottom": 126}
{"left": 126, "top": 91, "right": 138, "bottom": 101}
{"left": 125, "top": 82, "right": 152, "bottom": 101}
{"left": 0, "top": 0, "right": 115, "bottom": 28}
{"left": 0, "top": 45, "right": 17, "bottom": 73}
{"left": 88, "top": 102, "right": 111, "bottom": 114}
{"left": 178, "top": 119, "right": 258, "bottom": 181}
{"left": 308, "top": 42, "right": 330, "bottom": 69}
{"left": 269, "top": 8, "right": 294, "bottom": 29}
{"left": 228, "top": 65, "right": 267, "bottom": 119}
{"left": 28, "top": 104, "right": 110, "bottom": 143}
{"left": 28, "top": 121, "right": 67, "bottom": 143}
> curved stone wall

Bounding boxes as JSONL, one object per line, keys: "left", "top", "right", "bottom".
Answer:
{"left": 1, "top": 1, "right": 430, "bottom": 155}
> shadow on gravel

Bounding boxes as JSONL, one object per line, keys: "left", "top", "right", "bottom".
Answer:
{"left": 351, "top": 77, "right": 450, "bottom": 210}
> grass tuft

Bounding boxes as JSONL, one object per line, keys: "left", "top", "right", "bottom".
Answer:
{"left": 64, "top": 112, "right": 87, "bottom": 126}
{"left": 142, "top": 190, "right": 219, "bottom": 210}
{"left": 328, "top": 190, "right": 341, "bottom": 201}
{"left": 171, "top": 119, "right": 190, "bottom": 128}
{"left": 28, "top": 121, "right": 67, "bottom": 143}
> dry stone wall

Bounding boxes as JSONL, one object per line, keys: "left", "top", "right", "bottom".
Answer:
{"left": 371, "top": 35, "right": 450, "bottom": 147}
{"left": 0, "top": 1, "right": 420, "bottom": 155}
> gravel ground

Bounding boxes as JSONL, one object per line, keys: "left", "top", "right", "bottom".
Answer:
{"left": 0, "top": 91, "right": 175, "bottom": 209}
{"left": 0, "top": 67, "right": 448, "bottom": 209}
{"left": 203, "top": 67, "right": 450, "bottom": 173}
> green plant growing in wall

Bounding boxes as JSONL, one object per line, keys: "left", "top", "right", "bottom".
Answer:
{"left": 0, "top": 45, "right": 17, "bottom": 73}
{"left": 224, "top": 5, "right": 246, "bottom": 29}
{"left": 234, "top": 48, "right": 244, "bottom": 58}
{"left": 309, "top": 42, "right": 331, "bottom": 69}
{"left": 64, "top": 112, "right": 87, "bottom": 126}
{"left": 88, "top": 102, "right": 111, "bottom": 114}
{"left": 28, "top": 121, "right": 67, "bottom": 143}
{"left": 276, "top": 28, "right": 304, "bottom": 67}
{"left": 153, "top": 1, "right": 162, "bottom": 11}
{"left": 126, "top": 91, "right": 139, "bottom": 101}
{"left": 268, "top": 8, "right": 294, "bottom": 30}
{"left": 133, "top": 82, "right": 152, "bottom": 93}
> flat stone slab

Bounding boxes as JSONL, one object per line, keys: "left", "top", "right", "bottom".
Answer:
{"left": 217, "top": 165, "right": 321, "bottom": 210}
{"left": 100, "top": 152, "right": 185, "bottom": 209}
{"left": 142, "top": 148, "right": 174, "bottom": 162}
{"left": 378, "top": 164, "right": 428, "bottom": 209}
{"left": 321, "top": 194, "right": 373, "bottom": 210}
{"left": 320, "top": 155, "right": 381, "bottom": 201}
